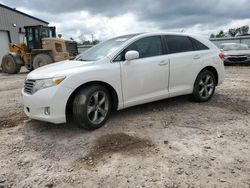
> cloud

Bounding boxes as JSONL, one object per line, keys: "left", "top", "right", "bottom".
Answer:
{"left": 1, "top": 0, "right": 250, "bottom": 40}
{"left": 14, "top": 8, "right": 160, "bottom": 41}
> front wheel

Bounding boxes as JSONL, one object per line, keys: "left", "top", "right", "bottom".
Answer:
{"left": 192, "top": 70, "right": 216, "bottom": 102}
{"left": 33, "top": 54, "right": 52, "bottom": 69}
{"left": 73, "top": 85, "right": 111, "bottom": 130}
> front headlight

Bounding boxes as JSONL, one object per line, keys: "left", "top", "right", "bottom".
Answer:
{"left": 33, "top": 76, "right": 65, "bottom": 93}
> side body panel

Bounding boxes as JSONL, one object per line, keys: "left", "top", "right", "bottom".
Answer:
{"left": 120, "top": 55, "right": 170, "bottom": 108}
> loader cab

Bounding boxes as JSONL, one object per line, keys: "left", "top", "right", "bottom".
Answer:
{"left": 24, "top": 25, "right": 56, "bottom": 52}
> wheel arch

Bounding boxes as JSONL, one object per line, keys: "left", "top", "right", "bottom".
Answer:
{"left": 65, "top": 81, "right": 119, "bottom": 122}
{"left": 197, "top": 66, "right": 219, "bottom": 86}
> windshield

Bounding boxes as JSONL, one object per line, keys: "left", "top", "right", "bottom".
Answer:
{"left": 75, "top": 34, "right": 138, "bottom": 61}
{"left": 222, "top": 44, "right": 249, "bottom": 51}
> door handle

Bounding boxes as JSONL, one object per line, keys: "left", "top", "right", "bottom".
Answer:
{"left": 158, "top": 60, "right": 169, "bottom": 66}
{"left": 193, "top": 55, "right": 201, "bottom": 60}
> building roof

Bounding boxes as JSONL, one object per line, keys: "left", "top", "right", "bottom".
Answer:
{"left": 0, "top": 3, "right": 49, "bottom": 25}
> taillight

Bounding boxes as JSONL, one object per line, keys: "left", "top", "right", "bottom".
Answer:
{"left": 219, "top": 52, "right": 224, "bottom": 61}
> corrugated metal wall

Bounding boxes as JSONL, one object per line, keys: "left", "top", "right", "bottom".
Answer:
{"left": 0, "top": 5, "right": 48, "bottom": 44}
{"left": 210, "top": 36, "right": 250, "bottom": 48}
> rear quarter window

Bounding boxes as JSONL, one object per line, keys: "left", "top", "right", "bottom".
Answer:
{"left": 165, "top": 35, "right": 193, "bottom": 54}
{"left": 189, "top": 37, "right": 209, "bottom": 51}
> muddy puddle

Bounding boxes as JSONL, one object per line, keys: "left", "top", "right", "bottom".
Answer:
{"left": 0, "top": 112, "right": 28, "bottom": 128}
{"left": 71, "top": 133, "right": 155, "bottom": 170}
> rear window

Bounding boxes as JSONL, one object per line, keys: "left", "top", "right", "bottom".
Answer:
{"left": 189, "top": 37, "right": 209, "bottom": 51}
{"left": 165, "top": 35, "right": 193, "bottom": 54}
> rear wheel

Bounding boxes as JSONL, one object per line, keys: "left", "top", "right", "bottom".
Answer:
{"left": 73, "top": 85, "right": 111, "bottom": 130}
{"left": 1, "top": 54, "right": 21, "bottom": 74}
{"left": 33, "top": 54, "right": 52, "bottom": 69}
{"left": 192, "top": 70, "right": 216, "bottom": 102}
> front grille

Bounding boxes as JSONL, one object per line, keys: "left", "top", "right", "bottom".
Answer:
{"left": 24, "top": 79, "right": 36, "bottom": 94}
{"left": 227, "top": 56, "right": 247, "bottom": 62}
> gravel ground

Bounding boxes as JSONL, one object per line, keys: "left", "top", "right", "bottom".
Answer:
{"left": 0, "top": 66, "right": 249, "bottom": 188}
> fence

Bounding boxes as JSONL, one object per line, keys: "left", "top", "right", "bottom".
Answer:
{"left": 210, "top": 36, "right": 250, "bottom": 48}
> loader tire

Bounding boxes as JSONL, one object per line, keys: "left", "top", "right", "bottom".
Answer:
{"left": 1, "top": 54, "right": 21, "bottom": 74}
{"left": 33, "top": 54, "right": 52, "bottom": 69}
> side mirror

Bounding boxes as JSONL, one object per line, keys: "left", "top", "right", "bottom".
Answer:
{"left": 125, "top": 50, "right": 139, "bottom": 61}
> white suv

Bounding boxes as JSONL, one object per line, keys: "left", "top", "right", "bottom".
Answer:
{"left": 22, "top": 32, "right": 225, "bottom": 130}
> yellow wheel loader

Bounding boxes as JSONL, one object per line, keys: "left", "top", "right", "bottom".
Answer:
{"left": 1, "top": 25, "right": 78, "bottom": 74}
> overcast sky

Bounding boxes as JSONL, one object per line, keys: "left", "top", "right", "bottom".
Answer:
{"left": 1, "top": 0, "right": 250, "bottom": 41}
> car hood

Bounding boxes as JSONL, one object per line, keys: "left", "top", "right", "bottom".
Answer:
{"left": 27, "top": 60, "right": 95, "bottom": 79}
{"left": 224, "top": 50, "right": 250, "bottom": 56}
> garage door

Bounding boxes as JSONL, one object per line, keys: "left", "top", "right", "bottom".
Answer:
{"left": 0, "top": 31, "right": 10, "bottom": 66}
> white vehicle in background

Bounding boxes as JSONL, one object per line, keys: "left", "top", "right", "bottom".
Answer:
{"left": 220, "top": 43, "right": 250, "bottom": 64}
{"left": 22, "top": 32, "right": 225, "bottom": 130}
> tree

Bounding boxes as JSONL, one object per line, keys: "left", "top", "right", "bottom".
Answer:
{"left": 92, "top": 40, "right": 100, "bottom": 45}
{"left": 210, "top": 33, "right": 215, "bottom": 38}
{"left": 216, "top": 30, "right": 225, "bottom": 38}
{"left": 78, "top": 33, "right": 101, "bottom": 45}
{"left": 237, "top": 25, "right": 249, "bottom": 36}
{"left": 228, "top": 29, "right": 237, "bottom": 37}
{"left": 213, "top": 25, "right": 250, "bottom": 38}
{"left": 78, "top": 33, "right": 86, "bottom": 44}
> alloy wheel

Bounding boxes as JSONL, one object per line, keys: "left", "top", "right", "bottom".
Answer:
{"left": 87, "top": 91, "right": 109, "bottom": 124}
{"left": 198, "top": 74, "right": 215, "bottom": 99}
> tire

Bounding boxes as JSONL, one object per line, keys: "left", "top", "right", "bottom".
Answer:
{"left": 1, "top": 54, "right": 21, "bottom": 74}
{"left": 73, "top": 85, "right": 111, "bottom": 130}
{"left": 33, "top": 54, "right": 52, "bottom": 69}
{"left": 192, "top": 70, "right": 216, "bottom": 102}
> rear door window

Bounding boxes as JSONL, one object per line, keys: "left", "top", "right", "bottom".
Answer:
{"left": 165, "top": 35, "right": 193, "bottom": 54}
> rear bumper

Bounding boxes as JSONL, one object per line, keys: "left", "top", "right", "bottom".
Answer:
{"left": 22, "top": 86, "right": 73, "bottom": 124}
{"left": 217, "top": 64, "right": 225, "bottom": 86}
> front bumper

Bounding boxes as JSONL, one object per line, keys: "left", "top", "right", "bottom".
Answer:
{"left": 22, "top": 85, "right": 73, "bottom": 124}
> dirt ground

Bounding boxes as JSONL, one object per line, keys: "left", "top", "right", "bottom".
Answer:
{"left": 0, "top": 66, "right": 249, "bottom": 188}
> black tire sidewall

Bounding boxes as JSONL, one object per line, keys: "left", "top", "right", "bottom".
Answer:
{"left": 1, "top": 55, "right": 21, "bottom": 74}
{"left": 193, "top": 70, "right": 216, "bottom": 102}
{"left": 73, "top": 85, "right": 111, "bottom": 130}
{"left": 33, "top": 54, "right": 52, "bottom": 69}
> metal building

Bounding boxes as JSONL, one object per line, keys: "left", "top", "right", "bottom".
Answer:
{"left": 0, "top": 3, "right": 49, "bottom": 63}
{"left": 210, "top": 36, "right": 250, "bottom": 48}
